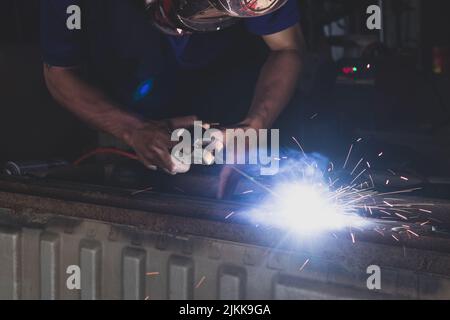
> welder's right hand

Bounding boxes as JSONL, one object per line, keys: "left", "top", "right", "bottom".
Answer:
{"left": 124, "top": 116, "right": 197, "bottom": 174}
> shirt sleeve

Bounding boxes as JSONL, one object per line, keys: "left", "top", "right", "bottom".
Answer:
{"left": 244, "top": 0, "right": 300, "bottom": 36}
{"left": 40, "top": 0, "right": 84, "bottom": 67}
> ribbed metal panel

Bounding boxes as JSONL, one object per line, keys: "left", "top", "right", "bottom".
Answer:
{"left": 40, "top": 232, "right": 60, "bottom": 300}
{"left": 0, "top": 225, "right": 21, "bottom": 300}
{"left": 1, "top": 205, "right": 450, "bottom": 300}
{"left": 168, "top": 255, "right": 194, "bottom": 300}
{"left": 122, "top": 247, "right": 146, "bottom": 300}
{"left": 80, "top": 240, "right": 102, "bottom": 300}
{"left": 218, "top": 265, "right": 246, "bottom": 300}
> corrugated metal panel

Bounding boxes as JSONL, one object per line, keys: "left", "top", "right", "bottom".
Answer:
{"left": 80, "top": 239, "right": 102, "bottom": 300}
{"left": 122, "top": 247, "right": 146, "bottom": 300}
{"left": 40, "top": 232, "right": 60, "bottom": 300}
{"left": 0, "top": 224, "right": 21, "bottom": 299}
{"left": 1, "top": 205, "right": 450, "bottom": 300}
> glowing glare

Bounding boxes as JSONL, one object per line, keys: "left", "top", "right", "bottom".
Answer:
{"left": 251, "top": 181, "right": 366, "bottom": 235}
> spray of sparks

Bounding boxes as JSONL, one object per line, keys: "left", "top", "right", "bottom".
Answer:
{"left": 240, "top": 137, "right": 435, "bottom": 240}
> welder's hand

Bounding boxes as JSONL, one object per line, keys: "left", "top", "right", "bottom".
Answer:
{"left": 125, "top": 116, "right": 197, "bottom": 174}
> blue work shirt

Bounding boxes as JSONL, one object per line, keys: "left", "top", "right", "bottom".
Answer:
{"left": 41, "top": 0, "right": 299, "bottom": 114}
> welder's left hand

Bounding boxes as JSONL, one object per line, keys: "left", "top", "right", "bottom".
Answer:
{"left": 216, "top": 121, "right": 262, "bottom": 199}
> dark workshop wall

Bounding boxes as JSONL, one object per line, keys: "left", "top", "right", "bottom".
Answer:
{"left": 0, "top": 0, "right": 449, "bottom": 163}
{"left": 0, "top": 0, "right": 93, "bottom": 162}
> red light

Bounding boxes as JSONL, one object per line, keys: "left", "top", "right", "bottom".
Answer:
{"left": 342, "top": 67, "right": 353, "bottom": 74}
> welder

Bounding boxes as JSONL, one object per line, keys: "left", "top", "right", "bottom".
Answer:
{"left": 41, "top": 0, "right": 305, "bottom": 198}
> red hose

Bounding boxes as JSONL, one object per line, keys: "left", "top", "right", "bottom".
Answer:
{"left": 73, "top": 148, "right": 139, "bottom": 166}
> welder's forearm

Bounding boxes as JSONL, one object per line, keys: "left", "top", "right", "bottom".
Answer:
{"left": 245, "top": 50, "right": 302, "bottom": 129}
{"left": 43, "top": 66, "right": 143, "bottom": 144}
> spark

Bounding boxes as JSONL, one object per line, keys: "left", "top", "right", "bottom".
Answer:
{"left": 299, "top": 259, "right": 310, "bottom": 272}
{"left": 225, "top": 211, "right": 235, "bottom": 219}
{"left": 292, "top": 137, "right": 307, "bottom": 158}
{"left": 378, "top": 152, "right": 384, "bottom": 157}
{"left": 407, "top": 229, "right": 420, "bottom": 237}
{"left": 329, "top": 178, "right": 340, "bottom": 187}
{"left": 386, "top": 179, "right": 390, "bottom": 185}
{"left": 383, "top": 201, "right": 394, "bottom": 207}
{"left": 378, "top": 188, "right": 422, "bottom": 196}
{"left": 146, "top": 272, "right": 160, "bottom": 276}
{"left": 242, "top": 190, "right": 254, "bottom": 195}
{"left": 131, "top": 186, "right": 153, "bottom": 196}
{"left": 343, "top": 144, "right": 354, "bottom": 169}
{"left": 238, "top": 137, "right": 435, "bottom": 239}
{"left": 369, "top": 174, "right": 375, "bottom": 187}
{"left": 388, "top": 169, "right": 396, "bottom": 175}
{"left": 419, "top": 209, "right": 432, "bottom": 214}
{"left": 420, "top": 221, "right": 430, "bottom": 226}
{"left": 351, "top": 232, "right": 356, "bottom": 244}
{"left": 195, "top": 276, "right": 206, "bottom": 289}
{"left": 145, "top": 296, "right": 150, "bottom": 300}
{"left": 350, "top": 169, "right": 366, "bottom": 185}
{"left": 356, "top": 138, "right": 363, "bottom": 142}
{"left": 310, "top": 113, "right": 318, "bottom": 120}
{"left": 400, "top": 176, "right": 409, "bottom": 181}
{"left": 350, "top": 158, "right": 364, "bottom": 175}
{"left": 392, "top": 235, "right": 400, "bottom": 242}
{"left": 394, "top": 212, "right": 408, "bottom": 220}
{"left": 395, "top": 208, "right": 414, "bottom": 215}
{"left": 329, "top": 162, "right": 335, "bottom": 172}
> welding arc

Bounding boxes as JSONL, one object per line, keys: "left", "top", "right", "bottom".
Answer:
{"left": 73, "top": 148, "right": 138, "bottom": 166}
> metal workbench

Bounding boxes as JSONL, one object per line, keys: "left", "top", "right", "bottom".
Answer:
{"left": 1, "top": 175, "right": 450, "bottom": 300}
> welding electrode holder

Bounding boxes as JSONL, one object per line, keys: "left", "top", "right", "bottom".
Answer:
{"left": 171, "top": 123, "right": 223, "bottom": 172}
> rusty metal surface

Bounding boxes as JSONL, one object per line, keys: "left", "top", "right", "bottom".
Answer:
{"left": 1, "top": 176, "right": 450, "bottom": 250}
{"left": 1, "top": 176, "right": 450, "bottom": 299}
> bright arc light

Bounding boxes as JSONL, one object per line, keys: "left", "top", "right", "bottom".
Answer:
{"left": 251, "top": 182, "right": 366, "bottom": 235}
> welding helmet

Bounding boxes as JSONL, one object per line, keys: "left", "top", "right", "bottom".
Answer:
{"left": 145, "top": 0, "right": 288, "bottom": 36}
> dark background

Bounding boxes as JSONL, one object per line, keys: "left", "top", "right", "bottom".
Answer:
{"left": 1, "top": 0, "right": 450, "bottom": 194}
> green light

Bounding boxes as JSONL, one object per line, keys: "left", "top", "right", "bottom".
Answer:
{"left": 353, "top": 67, "right": 358, "bottom": 72}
